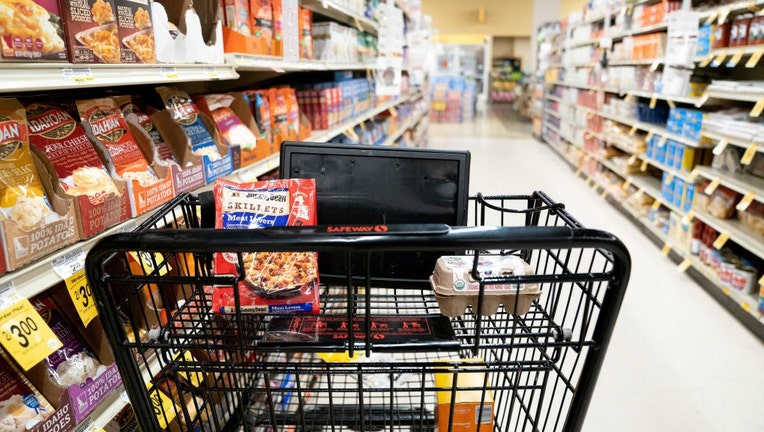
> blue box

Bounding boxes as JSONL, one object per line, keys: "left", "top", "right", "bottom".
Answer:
{"left": 646, "top": 135, "right": 655, "bottom": 159}
{"left": 655, "top": 136, "right": 666, "bottom": 164}
{"left": 662, "top": 172, "right": 674, "bottom": 203}
{"left": 682, "top": 109, "right": 704, "bottom": 141}
{"left": 673, "top": 143, "right": 685, "bottom": 170}
{"left": 673, "top": 178, "right": 684, "bottom": 208}
{"left": 666, "top": 140, "right": 676, "bottom": 167}
{"left": 697, "top": 24, "right": 712, "bottom": 56}
{"left": 684, "top": 183, "right": 695, "bottom": 213}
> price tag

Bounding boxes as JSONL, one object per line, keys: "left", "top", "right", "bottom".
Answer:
{"left": 353, "top": 17, "right": 363, "bottom": 31}
{"left": 628, "top": 154, "right": 638, "bottom": 165}
{"left": 649, "top": 95, "right": 658, "bottom": 109}
{"left": 358, "top": 121, "right": 367, "bottom": 131}
{"left": 698, "top": 55, "right": 714, "bottom": 68}
{"left": 727, "top": 50, "right": 745, "bottom": 67}
{"left": 695, "top": 93, "right": 710, "bottom": 108}
{"left": 665, "top": 173, "right": 675, "bottom": 184}
{"left": 705, "top": 177, "right": 721, "bottom": 194}
{"left": 749, "top": 97, "right": 764, "bottom": 117}
{"left": 635, "top": 188, "right": 645, "bottom": 199}
{"left": 667, "top": 99, "right": 676, "bottom": 109}
{"left": 742, "top": 302, "right": 752, "bottom": 312}
{"left": 575, "top": 167, "right": 582, "bottom": 176}
{"left": 689, "top": 167, "right": 700, "bottom": 182}
{"left": 661, "top": 244, "right": 671, "bottom": 256}
{"left": 711, "top": 53, "right": 727, "bottom": 67}
{"left": 713, "top": 138, "right": 729, "bottom": 155}
{"left": 645, "top": 130, "right": 655, "bottom": 141}
{"left": 652, "top": 200, "right": 662, "bottom": 210}
{"left": 741, "top": 143, "right": 759, "bottom": 165}
{"left": 622, "top": 179, "right": 632, "bottom": 190}
{"left": 641, "top": 160, "right": 649, "bottom": 171}
{"left": 64, "top": 270, "right": 98, "bottom": 327}
{"left": 52, "top": 248, "right": 85, "bottom": 280}
{"left": 657, "top": 135, "right": 667, "bottom": 147}
{"left": 677, "top": 258, "right": 692, "bottom": 272}
{"left": 601, "top": 190, "right": 608, "bottom": 199}
{"left": 704, "top": 10, "right": 718, "bottom": 25}
{"left": 624, "top": 92, "right": 633, "bottom": 102}
{"left": 174, "top": 350, "right": 204, "bottom": 387}
{"left": 722, "top": 287, "right": 731, "bottom": 296}
{"left": 160, "top": 67, "right": 179, "bottom": 80}
{"left": 147, "top": 384, "right": 179, "bottom": 429}
{"left": 205, "top": 67, "right": 219, "bottom": 79}
{"left": 718, "top": 8, "right": 730, "bottom": 25}
{"left": 650, "top": 59, "right": 661, "bottom": 72}
{"left": 629, "top": 126, "right": 638, "bottom": 136}
{"left": 585, "top": 176, "right": 593, "bottom": 186}
{"left": 713, "top": 232, "right": 730, "bottom": 249}
{"left": 737, "top": 191, "right": 756, "bottom": 212}
{"left": 682, "top": 210, "right": 696, "bottom": 226}
{"left": 389, "top": 106, "right": 398, "bottom": 117}
{"left": 345, "top": 128, "right": 359, "bottom": 141}
{"left": 746, "top": 48, "right": 764, "bottom": 68}
{"left": 748, "top": 1, "right": 759, "bottom": 12}
{"left": 128, "top": 252, "right": 171, "bottom": 276}
{"left": 62, "top": 68, "right": 94, "bottom": 85}
{"left": 0, "top": 299, "right": 62, "bottom": 371}
{"left": 759, "top": 274, "right": 764, "bottom": 286}
{"left": 270, "top": 66, "right": 286, "bottom": 73}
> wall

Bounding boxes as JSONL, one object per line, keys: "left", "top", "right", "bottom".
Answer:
{"left": 421, "top": 0, "right": 535, "bottom": 36}
{"left": 560, "top": 0, "right": 585, "bottom": 18}
{"left": 492, "top": 37, "right": 532, "bottom": 70}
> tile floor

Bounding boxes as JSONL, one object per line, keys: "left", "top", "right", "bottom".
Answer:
{"left": 427, "top": 105, "right": 764, "bottom": 431}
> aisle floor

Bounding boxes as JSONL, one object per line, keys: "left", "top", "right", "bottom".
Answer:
{"left": 427, "top": 105, "right": 764, "bottom": 432}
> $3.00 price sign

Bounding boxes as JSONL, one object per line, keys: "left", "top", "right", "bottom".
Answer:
{"left": 65, "top": 269, "right": 98, "bottom": 327}
{"left": 0, "top": 300, "right": 62, "bottom": 370}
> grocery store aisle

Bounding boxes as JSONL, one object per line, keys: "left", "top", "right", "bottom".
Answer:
{"left": 427, "top": 105, "right": 764, "bottom": 432}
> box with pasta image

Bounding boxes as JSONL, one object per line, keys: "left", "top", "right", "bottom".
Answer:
{"left": 59, "top": 0, "right": 121, "bottom": 63}
{"left": 0, "top": 0, "right": 69, "bottom": 61}
{"left": 114, "top": 0, "right": 155, "bottom": 63}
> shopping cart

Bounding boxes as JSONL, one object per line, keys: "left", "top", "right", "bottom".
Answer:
{"left": 86, "top": 191, "right": 630, "bottom": 432}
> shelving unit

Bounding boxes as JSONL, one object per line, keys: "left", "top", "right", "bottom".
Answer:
{"left": 539, "top": 0, "right": 764, "bottom": 336}
{"left": 301, "top": 0, "right": 379, "bottom": 34}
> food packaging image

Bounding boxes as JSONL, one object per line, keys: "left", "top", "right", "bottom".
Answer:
{"left": 267, "top": 88, "right": 289, "bottom": 147}
{"left": 26, "top": 295, "right": 106, "bottom": 407}
{"left": 272, "top": 0, "right": 282, "bottom": 56}
{"left": 155, "top": 86, "right": 221, "bottom": 162}
{"left": 0, "top": 0, "right": 68, "bottom": 61}
{"left": 243, "top": 90, "right": 274, "bottom": 154}
{"left": 76, "top": 97, "right": 159, "bottom": 187}
{"left": 249, "top": 0, "right": 273, "bottom": 55}
{"left": 60, "top": 0, "right": 121, "bottom": 63}
{"left": 298, "top": 7, "right": 312, "bottom": 60}
{"left": 430, "top": 255, "right": 541, "bottom": 317}
{"left": 212, "top": 178, "right": 320, "bottom": 314}
{"left": 193, "top": 94, "right": 257, "bottom": 151}
{"left": 738, "top": 199, "right": 764, "bottom": 237}
{"left": 115, "top": 96, "right": 177, "bottom": 165}
{"left": 283, "top": 88, "right": 299, "bottom": 141}
{"left": 114, "top": 0, "right": 155, "bottom": 63}
{"left": 224, "top": 0, "right": 250, "bottom": 36}
{"left": 0, "top": 350, "right": 53, "bottom": 432}
{"left": 0, "top": 98, "right": 60, "bottom": 232}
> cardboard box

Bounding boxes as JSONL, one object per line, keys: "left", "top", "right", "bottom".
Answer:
{"left": 193, "top": 92, "right": 263, "bottom": 168}
{"left": 0, "top": 0, "right": 69, "bottom": 61}
{"left": 151, "top": 110, "right": 234, "bottom": 184}
{"left": 673, "top": 178, "right": 684, "bottom": 208}
{"left": 1, "top": 150, "right": 80, "bottom": 271}
{"left": 152, "top": 0, "right": 224, "bottom": 64}
{"left": 435, "top": 361, "right": 494, "bottom": 432}
{"left": 114, "top": 0, "right": 156, "bottom": 63}
{"left": 59, "top": 0, "right": 122, "bottom": 63}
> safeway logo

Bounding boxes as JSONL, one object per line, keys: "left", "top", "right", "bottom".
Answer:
{"left": 327, "top": 225, "right": 389, "bottom": 233}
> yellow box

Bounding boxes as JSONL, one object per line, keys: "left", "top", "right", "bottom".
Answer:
{"left": 435, "top": 360, "right": 494, "bottom": 432}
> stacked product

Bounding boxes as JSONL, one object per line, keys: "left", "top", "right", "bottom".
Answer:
{"left": 296, "top": 78, "right": 375, "bottom": 130}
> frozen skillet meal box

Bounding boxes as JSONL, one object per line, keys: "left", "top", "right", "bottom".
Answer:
{"left": 76, "top": 97, "right": 159, "bottom": 187}
{"left": 0, "top": 0, "right": 68, "bottom": 61}
{"left": 115, "top": 95, "right": 177, "bottom": 165}
{"left": 60, "top": 0, "right": 121, "bottom": 63}
{"left": 193, "top": 94, "right": 257, "bottom": 151}
{"left": 114, "top": 0, "right": 155, "bottom": 63}
{"left": 0, "top": 350, "right": 53, "bottom": 432}
{"left": 26, "top": 295, "right": 105, "bottom": 408}
{"left": 212, "top": 178, "right": 320, "bottom": 314}
{"left": 26, "top": 103, "right": 119, "bottom": 202}
{"left": 0, "top": 98, "right": 60, "bottom": 232}
{"left": 430, "top": 255, "right": 540, "bottom": 317}
{"left": 156, "top": 86, "right": 221, "bottom": 161}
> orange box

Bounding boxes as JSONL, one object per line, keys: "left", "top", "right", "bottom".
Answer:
{"left": 435, "top": 361, "right": 494, "bottom": 432}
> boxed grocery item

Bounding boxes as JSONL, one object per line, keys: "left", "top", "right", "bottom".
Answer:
{"left": 223, "top": 0, "right": 250, "bottom": 36}
{"left": 151, "top": 0, "right": 224, "bottom": 64}
{"left": 222, "top": 0, "right": 272, "bottom": 55}
{"left": 0, "top": 98, "right": 79, "bottom": 270}
{"left": 152, "top": 87, "right": 234, "bottom": 184}
{"left": 0, "top": 349, "right": 54, "bottom": 431}
{"left": 26, "top": 102, "right": 130, "bottom": 238}
{"left": 114, "top": 0, "right": 156, "bottom": 63}
{"left": 298, "top": 7, "right": 312, "bottom": 60}
{"left": 242, "top": 90, "right": 276, "bottom": 160}
{"left": 683, "top": 183, "right": 695, "bottom": 213}
{"left": 430, "top": 255, "right": 540, "bottom": 317}
{"left": 211, "top": 178, "right": 320, "bottom": 314}
{"left": 60, "top": 0, "right": 121, "bottom": 63}
{"left": 0, "top": 0, "right": 68, "bottom": 61}
{"left": 435, "top": 360, "right": 494, "bottom": 432}
{"left": 77, "top": 97, "right": 175, "bottom": 216}
{"left": 193, "top": 93, "right": 258, "bottom": 169}
{"left": 682, "top": 109, "right": 704, "bottom": 141}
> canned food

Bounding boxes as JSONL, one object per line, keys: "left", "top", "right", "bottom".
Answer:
{"left": 714, "top": 22, "right": 731, "bottom": 48}
{"left": 719, "top": 259, "right": 738, "bottom": 285}
{"left": 731, "top": 265, "right": 757, "bottom": 294}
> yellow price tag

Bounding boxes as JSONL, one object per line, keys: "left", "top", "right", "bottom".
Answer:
{"left": 65, "top": 269, "right": 98, "bottom": 327}
{"left": 641, "top": 160, "right": 649, "bottom": 171}
{"left": 695, "top": 93, "right": 709, "bottom": 108}
{"left": 727, "top": 50, "right": 745, "bottom": 67}
{"left": 711, "top": 53, "right": 727, "bottom": 67}
{"left": 689, "top": 168, "right": 700, "bottom": 182}
{"left": 389, "top": 106, "right": 398, "bottom": 118}
{"left": 128, "top": 252, "right": 170, "bottom": 276}
{"left": 682, "top": 210, "right": 696, "bottom": 226}
{"left": 147, "top": 384, "right": 179, "bottom": 429}
{"left": 649, "top": 95, "right": 658, "bottom": 109}
{"left": 722, "top": 287, "right": 731, "bottom": 296}
{"left": 657, "top": 135, "right": 667, "bottom": 147}
{"left": 645, "top": 130, "right": 655, "bottom": 141}
{"left": 750, "top": 98, "right": 764, "bottom": 117}
{"left": 713, "top": 231, "right": 730, "bottom": 249}
{"left": 0, "top": 300, "right": 62, "bottom": 371}
{"left": 704, "top": 10, "right": 718, "bottom": 25}
{"left": 699, "top": 55, "right": 714, "bottom": 68}
{"left": 741, "top": 143, "right": 759, "bottom": 165}
{"left": 661, "top": 244, "right": 671, "bottom": 256}
{"left": 650, "top": 59, "right": 661, "bottom": 72}
{"left": 746, "top": 48, "right": 764, "bottom": 68}
{"left": 635, "top": 188, "right": 644, "bottom": 199}
{"left": 575, "top": 167, "right": 582, "bottom": 176}
{"left": 718, "top": 8, "right": 730, "bottom": 25}
{"left": 622, "top": 179, "right": 632, "bottom": 190}
{"left": 628, "top": 126, "right": 638, "bottom": 136}
{"left": 713, "top": 138, "right": 729, "bottom": 155}
{"left": 628, "top": 154, "right": 638, "bottom": 165}
{"left": 354, "top": 17, "right": 363, "bottom": 31}
{"left": 174, "top": 350, "right": 204, "bottom": 387}
{"left": 742, "top": 303, "right": 752, "bottom": 312}
{"left": 677, "top": 258, "right": 692, "bottom": 272}
{"left": 667, "top": 99, "right": 676, "bottom": 109}
{"left": 585, "top": 176, "right": 593, "bottom": 187}
{"left": 705, "top": 177, "right": 721, "bottom": 194}
{"left": 759, "top": 274, "right": 764, "bottom": 286}
{"left": 624, "top": 92, "right": 633, "bottom": 102}
{"left": 652, "top": 200, "right": 662, "bottom": 210}
{"left": 737, "top": 191, "right": 755, "bottom": 212}
{"left": 665, "top": 173, "right": 675, "bottom": 184}
{"left": 601, "top": 190, "right": 608, "bottom": 199}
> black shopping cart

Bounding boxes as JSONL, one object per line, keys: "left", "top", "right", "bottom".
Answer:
{"left": 86, "top": 190, "right": 630, "bottom": 432}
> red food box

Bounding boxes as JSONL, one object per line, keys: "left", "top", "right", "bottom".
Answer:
{"left": 114, "top": 0, "right": 156, "bottom": 63}
{"left": 60, "top": 0, "right": 121, "bottom": 63}
{"left": 0, "top": 0, "right": 68, "bottom": 61}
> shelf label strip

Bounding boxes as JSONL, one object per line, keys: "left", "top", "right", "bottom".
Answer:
{"left": 712, "top": 231, "right": 730, "bottom": 249}
{"left": 677, "top": 258, "right": 692, "bottom": 272}
{"left": 736, "top": 191, "right": 755, "bottom": 212}
{"left": 741, "top": 143, "right": 759, "bottom": 165}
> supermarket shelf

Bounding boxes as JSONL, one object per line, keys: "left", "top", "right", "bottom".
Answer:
{"left": 686, "top": 254, "right": 763, "bottom": 321}
{"left": 704, "top": 88, "right": 764, "bottom": 103}
{"left": 639, "top": 154, "right": 691, "bottom": 182}
{"left": 600, "top": 111, "right": 705, "bottom": 148}
{"left": 694, "top": 209, "right": 764, "bottom": 258}
{"left": 567, "top": 39, "right": 599, "bottom": 49}
{"left": 545, "top": 109, "right": 561, "bottom": 119}
{"left": 89, "top": 389, "right": 129, "bottom": 431}
{"left": 611, "top": 22, "right": 668, "bottom": 40}
{"left": 695, "top": 166, "right": 764, "bottom": 198}
{"left": 0, "top": 63, "right": 238, "bottom": 93}
{"left": 609, "top": 58, "right": 660, "bottom": 66}
{"left": 310, "top": 94, "right": 418, "bottom": 142}
{"left": 629, "top": 174, "right": 684, "bottom": 215}
{"left": 702, "top": 129, "right": 764, "bottom": 153}
{"left": 226, "top": 54, "right": 375, "bottom": 72}
{"left": 382, "top": 110, "right": 427, "bottom": 146}
{"left": 545, "top": 94, "right": 563, "bottom": 103}
{"left": 301, "top": 0, "right": 378, "bottom": 34}
{"left": 550, "top": 81, "right": 599, "bottom": 91}
{"left": 629, "top": 90, "right": 700, "bottom": 105}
